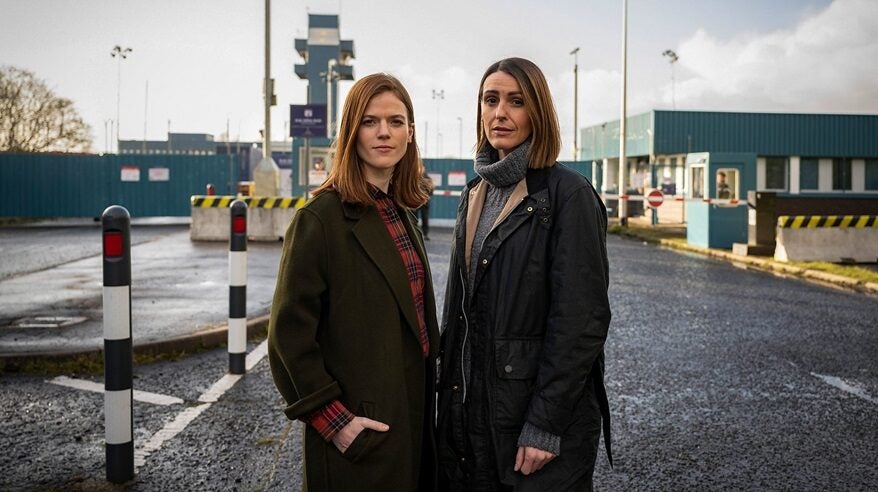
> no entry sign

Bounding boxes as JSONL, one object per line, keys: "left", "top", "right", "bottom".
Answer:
{"left": 647, "top": 189, "right": 665, "bottom": 208}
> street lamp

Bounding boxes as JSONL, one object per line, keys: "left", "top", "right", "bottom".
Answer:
{"left": 570, "top": 47, "right": 580, "bottom": 161}
{"left": 432, "top": 89, "right": 444, "bottom": 157}
{"left": 619, "top": 0, "right": 628, "bottom": 226}
{"left": 662, "top": 49, "right": 678, "bottom": 110}
{"left": 110, "top": 45, "right": 132, "bottom": 153}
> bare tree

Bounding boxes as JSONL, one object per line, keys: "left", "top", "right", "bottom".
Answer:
{"left": 0, "top": 66, "right": 92, "bottom": 153}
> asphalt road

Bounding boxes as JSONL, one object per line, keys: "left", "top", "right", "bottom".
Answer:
{"left": 2, "top": 228, "right": 877, "bottom": 490}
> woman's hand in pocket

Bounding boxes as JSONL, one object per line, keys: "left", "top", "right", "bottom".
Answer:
{"left": 331, "top": 416, "right": 390, "bottom": 454}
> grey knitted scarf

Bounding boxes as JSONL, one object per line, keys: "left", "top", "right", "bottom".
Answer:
{"left": 468, "top": 141, "right": 530, "bottom": 295}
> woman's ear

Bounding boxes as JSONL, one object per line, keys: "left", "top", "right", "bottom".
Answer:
{"left": 408, "top": 123, "right": 414, "bottom": 143}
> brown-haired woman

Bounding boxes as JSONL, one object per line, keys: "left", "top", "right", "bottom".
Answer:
{"left": 268, "top": 73, "right": 439, "bottom": 491}
{"left": 437, "top": 57, "right": 612, "bottom": 491}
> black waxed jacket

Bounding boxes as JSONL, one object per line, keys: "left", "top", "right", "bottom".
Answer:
{"left": 437, "top": 164, "right": 612, "bottom": 490}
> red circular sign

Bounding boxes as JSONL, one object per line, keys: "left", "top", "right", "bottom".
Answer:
{"left": 647, "top": 189, "right": 664, "bottom": 207}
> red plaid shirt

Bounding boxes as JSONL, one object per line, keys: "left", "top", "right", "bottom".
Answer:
{"left": 304, "top": 185, "right": 429, "bottom": 441}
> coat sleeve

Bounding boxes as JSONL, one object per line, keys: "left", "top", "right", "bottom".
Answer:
{"left": 268, "top": 207, "right": 343, "bottom": 421}
{"left": 525, "top": 183, "right": 611, "bottom": 436}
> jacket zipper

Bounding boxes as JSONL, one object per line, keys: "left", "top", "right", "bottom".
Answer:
{"left": 458, "top": 268, "right": 469, "bottom": 404}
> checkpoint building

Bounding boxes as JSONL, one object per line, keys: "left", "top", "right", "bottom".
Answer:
{"left": 580, "top": 110, "right": 878, "bottom": 248}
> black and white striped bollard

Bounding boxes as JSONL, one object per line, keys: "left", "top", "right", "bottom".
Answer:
{"left": 101, "top": 205, "right": 134, "bottom": 483}
{"left": 229, "top": 200, "right": 248, "bottom": 374}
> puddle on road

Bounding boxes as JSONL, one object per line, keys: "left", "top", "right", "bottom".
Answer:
{"left": 6, "top": 316, "right": 88, "bottom": 328}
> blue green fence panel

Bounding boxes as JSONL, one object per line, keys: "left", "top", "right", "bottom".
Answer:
{"left": 0, "top": 153, "right": 238, "bottom": 218}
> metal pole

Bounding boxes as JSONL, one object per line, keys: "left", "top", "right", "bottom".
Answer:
{"left": 263, "top": 0, "right": 272, "bottom": 159}
{"left": 432, "top": 89, "right": 444, "bottom": 157}
{"left": 619, "top": 0, "right": 628, "bottom": 226}
{"left": 142, "top": 80, "right": 148, "bottom": 154}
{"left": 326, "top": 59, "right": 337, "bottom": 139}
{"left": 457, "top": 116, "right": 463, "bottom": 159}
{"left": 111, "top": 46, "right": 132, "bottom": 153}
{"left": 229, "top": 200, "right": 248, "bottom": 374}
{"left": 571, "top": 47, "right": 580, "bottom": 161}
{"left": 102, "top": 205, "right": 133, "bottom": 483}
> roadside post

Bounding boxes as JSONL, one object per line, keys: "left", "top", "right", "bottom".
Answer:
{"left": 647, "top": 189, "right": 664, "bottom": 226}
{"left": 229, "top": 200, "right": 248, "bottom": 374}
{"left": 101, "top": 205, "right": 134, "bottom": 484}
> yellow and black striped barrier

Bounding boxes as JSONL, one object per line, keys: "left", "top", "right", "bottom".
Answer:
{"left": 190, "top": 196, "right": 306, "bottom": 209}
{"left": 777, "top": 215, "right": 877, "bottom": 229}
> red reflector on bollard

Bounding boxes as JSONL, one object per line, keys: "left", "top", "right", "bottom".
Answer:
{"left": 104, "top": 231, "right": 123, "bottom": 257}
{"left": 232, "top": 216, "right": 246, "bottom": 234}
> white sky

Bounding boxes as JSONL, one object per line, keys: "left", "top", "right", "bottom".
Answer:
{"left": 2, "top": 0, "right": 876, "bottom": 159}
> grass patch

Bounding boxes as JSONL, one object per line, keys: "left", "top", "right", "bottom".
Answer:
{"left": 0, "top": 347, "right": 211, "bottom": 375}
{"left": 0, "top": 217, "right": 38, "bottom": 226}
{"left": 609, "top": 224, "right": 686, "bottom": 243}
{"left": 791, "top": 261, "right": 878, "bottom": 284}
{"left": 610, "top": 223, "right": 878, "bottom": 286}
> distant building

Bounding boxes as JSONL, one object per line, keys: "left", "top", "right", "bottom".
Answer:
{"left": 581, "top": 110, "right": 878, "bottom": 208}
{"left": 119, "top": 133, "right": 295, "bottom": 191}
{"left": 119, "top": 133, "right": 220, "bottom": 155}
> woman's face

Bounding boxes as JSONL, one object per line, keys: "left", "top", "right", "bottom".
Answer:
{"left": 356, "top": 91, "right": 413, "bottom": 182}
{"left": 480, "top": 71, "right": 532, "bottom": 159}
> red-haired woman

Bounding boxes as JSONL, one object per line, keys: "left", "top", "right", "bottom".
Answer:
{"left": 268, "top": 73, "right": 439, "bottom": 491}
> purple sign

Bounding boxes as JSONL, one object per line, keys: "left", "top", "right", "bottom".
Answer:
{"left": 290, "top": 104, "right": 327, "bottom": 138}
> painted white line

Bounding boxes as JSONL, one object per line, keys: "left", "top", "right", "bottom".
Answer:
{"left": 136, "top": 339, "right": 270, "bottom": 470}
{"left": 812, "top": 372, "right": 878, "bottom": 405}
{"left": 134, "top": 403, "right": 211, "bottom": 468}
{"left": 245, "top": 339, "right": 269, "bottom": 371}
{"left": 47, "top": 376, "right": 184, "bottom": 406}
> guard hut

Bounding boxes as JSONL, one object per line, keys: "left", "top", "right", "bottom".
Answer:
{"left": 685, "top": 152, "right": 756, "bottom": 248}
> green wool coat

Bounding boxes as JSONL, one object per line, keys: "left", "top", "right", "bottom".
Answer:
{"left": 268, "top": 190, "right": 440, "bottom": 492}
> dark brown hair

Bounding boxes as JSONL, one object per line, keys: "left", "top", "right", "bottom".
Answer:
{"left": 476, "top": 57, "right": 561, "bottom": 169}
{"left": 314, "top": 73, "right": 427, "bottom": 208}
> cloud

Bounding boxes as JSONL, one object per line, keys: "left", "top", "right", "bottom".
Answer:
{"left": 672, "top": 0, "right": 878, "bottom": 113}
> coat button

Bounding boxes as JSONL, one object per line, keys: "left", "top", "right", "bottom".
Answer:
{"left": 458, "top": 315, "right": 463, "bottom": 321}
{"left": 452, "top": 385, "right": 459, "bottom": 391}
{"left": 460, "top": 457, "right": 466, "bottom": 462}
{"left": 542, "top": 217, "right": 549, "bottom": 223}
{"left": 527, "top": 206, "right": 534, "bottom": 212}
{"left": 504, "top": 364, "right": 513, "bottom": 373}
{"left": 481, "top": 258, "right": 488, "bottom": 265}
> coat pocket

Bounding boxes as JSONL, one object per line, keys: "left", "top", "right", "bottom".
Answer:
{"left": 341, "top": 401, "right": 378, "bottom": 463}
{"left": 493, "top": 338, "right": 541, "bottom": 380}
{"left": 491, "top": 338, "right": 542, "bottom": 430}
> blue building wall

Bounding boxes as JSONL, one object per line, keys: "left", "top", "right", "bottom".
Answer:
{"left": 653, "top": 111, "right": 878, "bottom": 157}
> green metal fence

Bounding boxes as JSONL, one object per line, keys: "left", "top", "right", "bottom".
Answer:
{"left": 0, "top": 153, "right": 238, "bottom": 218}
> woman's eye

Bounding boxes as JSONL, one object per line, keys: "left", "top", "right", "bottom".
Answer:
{"left": 511, "top": 99, "right": 524, "bottom": 107}
{"left": 361, "top": 119, "right": 375, "bottom": 126}
{"left": 391, "top": 119, "right": 405, "bottom": 126}
{"left": 482, "top": 96, "right": 497, "bottom": 105}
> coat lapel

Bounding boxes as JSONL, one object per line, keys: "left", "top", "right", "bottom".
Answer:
{"left": 348, "top": 204, "right": 423, "bottom": 350}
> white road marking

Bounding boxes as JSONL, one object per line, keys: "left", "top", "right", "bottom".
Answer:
{"left": 135, "top": 339, "right": 269, "bottom": 470}
{"left": 135, "top": 403, "right": 211, "bottom": 468}
{"left": 47, "top": 376, "right": 184, "bottom": 406}
{"left": 812, "top": 372, "right": 878, "bottom": 405}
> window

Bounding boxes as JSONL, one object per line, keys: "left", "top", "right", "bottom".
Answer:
{"left": 866, "top": 159, "right": 878, "bottom": 191}
{"left": 765, "top": 157, "right": 787, "bottom": 190}
{"left": 800, "top": 158, "right": 819, "bottom": 190}
{"left": 833, "top": 158, "right": 852, "bottom": 190}
{"left": 690, "top": 166, "right": 704, "bottom": 199}
{"left": 715, "top": 168, "right": 739, "bottom": 200}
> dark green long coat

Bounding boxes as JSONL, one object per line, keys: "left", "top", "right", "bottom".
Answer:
{"left": 268, "top": 190, "right": 440, "bottom": 492}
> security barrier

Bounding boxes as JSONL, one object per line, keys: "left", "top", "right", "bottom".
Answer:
{"left": 190, "top": 195, "right": 306, "bottom": 241}
{"left": 775, "top": 215, "right": 878, "bottom": 262}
